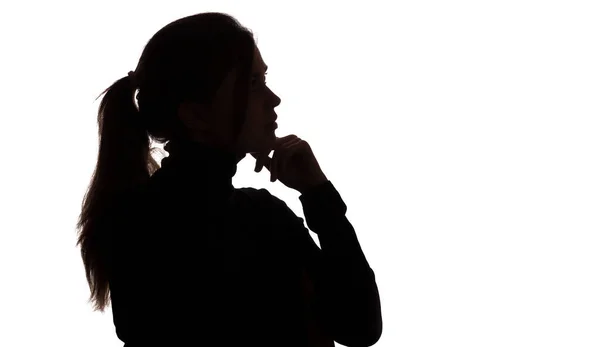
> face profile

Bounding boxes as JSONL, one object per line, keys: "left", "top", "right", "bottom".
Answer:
{"left": 175, "top": 44, "right": 281, "bottom": 162}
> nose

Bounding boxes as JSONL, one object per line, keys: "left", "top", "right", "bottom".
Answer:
{"left": 270, "top": 88, "right": 281, "bottom": 108}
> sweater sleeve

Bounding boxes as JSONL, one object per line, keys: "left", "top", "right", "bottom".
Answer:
{"left": 261, "top": 180, "right": 383, "bottom": 347}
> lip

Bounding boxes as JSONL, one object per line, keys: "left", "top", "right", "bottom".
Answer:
{"left": 269, "top": 121, "right": 278, "bottom": 129}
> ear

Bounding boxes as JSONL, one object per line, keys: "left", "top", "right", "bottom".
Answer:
{"left": 176, "top": 101, "right": 214, "bottom": 133}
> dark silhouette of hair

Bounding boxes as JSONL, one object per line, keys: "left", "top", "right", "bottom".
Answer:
{"left": 76, "top": 12, "right": 256, "bottom": 312}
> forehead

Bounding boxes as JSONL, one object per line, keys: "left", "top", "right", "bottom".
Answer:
{"left": 253, "top": 46, "right": 266, "bottom": 69}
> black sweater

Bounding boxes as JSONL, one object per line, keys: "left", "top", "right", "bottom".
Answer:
{"left": 106, "top": 140, "right": 382, "bottom": 347}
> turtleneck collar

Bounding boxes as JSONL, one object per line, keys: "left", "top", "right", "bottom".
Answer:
{"left": 159, "top": 138, "right": 239, "bottom": 192}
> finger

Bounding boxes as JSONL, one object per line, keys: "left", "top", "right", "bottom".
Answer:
{"left": 276, "top": 138, "right": 303, "bottom": 182}
{"left": 278, "top": 134, "right": 299, "bottom": 142}
{"left": 249, "top": 151, "right": 261, "bottom": 160}
{"left": 252, "top": 135, "right": 298, "bottom": 177}
{"left": 271, "top": 140, "right": 288, "bottom": 182}
{"left": 272, "top": 137, "right": 302, "bottom": 182}
{"left": 262, "top": 155, "right": 272, "bottom": 173}
{"left": 271, "top": 148, "right": 278, "bottom": 182}
{"left": 254, "top": 156, "right": 261, "bottom": 172}
{"left": 254, "top": 154, "right": 264, "bottom": 173}
{"left": 283, "top": 137, "right": 303, "bottom": 150}
{"left": 251, "top": 150, "right": 271, "bottom": 173}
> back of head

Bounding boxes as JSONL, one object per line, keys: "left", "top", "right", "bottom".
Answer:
{"left": 76, "top": 12, "right": 256, "bottom": 313}
{"left": 136, "top": 12, "right": 255, "bottom": 143}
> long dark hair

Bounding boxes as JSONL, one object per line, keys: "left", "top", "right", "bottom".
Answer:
{"left": 76, "top": 12, "right": 256, "bottom": 312}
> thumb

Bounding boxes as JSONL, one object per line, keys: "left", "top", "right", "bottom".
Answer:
{"left": 251, "top": 152, "right": 272, "bottom": 173}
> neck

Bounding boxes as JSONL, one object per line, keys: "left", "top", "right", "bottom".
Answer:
{"left": 167, "top": 137, "right": 247, "bottom": 163}
{"left": 160, "top": 138, "right": 239, "bottom": 181}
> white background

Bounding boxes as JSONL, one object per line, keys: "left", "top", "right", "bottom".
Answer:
{"left": 0, "top": 0, "right": 599, "bottom": 346}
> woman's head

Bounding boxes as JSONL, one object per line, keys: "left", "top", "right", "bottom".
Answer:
{"left": 77, "top": 12, "right": 278, "bottom": 312}
{"left": 174, "top": 44, "right": 281, "bottom": 160}
{"left": 135, "top": 12, "right": 281, "bottom": 157}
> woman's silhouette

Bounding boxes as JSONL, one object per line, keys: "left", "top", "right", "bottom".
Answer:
{"left": 76, "top": 12, "right": 382, "bottom": 347}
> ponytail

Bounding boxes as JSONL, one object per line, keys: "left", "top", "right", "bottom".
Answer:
{"left": 76, "top": 74, "right": 159, "bottom": 312}
{"left": 95, "top": 74, "right": 159, "bottom": 189}
{"left": 76, "top": 11, "right": 258, "bottom": 313}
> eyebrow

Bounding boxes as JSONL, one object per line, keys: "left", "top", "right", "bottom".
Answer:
{"left": 252, "top": 65, "right": 268, "bottom": 77}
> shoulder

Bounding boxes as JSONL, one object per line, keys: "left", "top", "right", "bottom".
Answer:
{"left": 235, "top": 186, "right": 272, "bottom": 201}
{"left": 234, "top": 187, "right": 306, "bottom": 230}
{"left": 235, "top": 187, "right": 293, "bottom": 214}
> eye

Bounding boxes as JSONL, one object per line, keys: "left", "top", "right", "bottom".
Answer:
{"left": 250, "top": 72, "right": 267, "bottom": 90}
{"left": 251, "top": 73, "right": 268, "bottom": 90}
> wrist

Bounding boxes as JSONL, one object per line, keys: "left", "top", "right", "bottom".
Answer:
{"left": 299, "top": 177, "right": 328, "bottom": 195}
